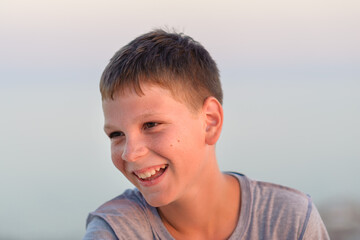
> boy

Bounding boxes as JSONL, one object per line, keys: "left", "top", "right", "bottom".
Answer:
{"left": 84, "top": 29, "right": 329, "bottom": 239}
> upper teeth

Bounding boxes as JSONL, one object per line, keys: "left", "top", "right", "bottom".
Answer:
{"left": 137, "top": 165, "right": 166, "bottom": 179}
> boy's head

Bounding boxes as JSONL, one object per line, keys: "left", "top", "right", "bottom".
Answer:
{"left": 100, "top": 29, "right": 223, "bottom": 111}
{"left": 101, "top": 30, "right": 225, "bottom": 207}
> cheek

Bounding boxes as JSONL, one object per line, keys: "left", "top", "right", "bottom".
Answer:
{"left": 154, "top": 131, "right": 181, "bottom": 152}
{"left": 111, "top": 144, "right": 125, "bottom": 173}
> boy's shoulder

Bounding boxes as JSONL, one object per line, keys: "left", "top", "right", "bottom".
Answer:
{"left": 85, "top": 188, "right": 172, "bottom": 240}
{"left": 234, "top": 173, "right": 329, "bottom": 239}
{"left": 231, "top": 172, "right": 310, "bottom": 206}
{"left": 85, "top": 189, "right": 152, "bottom": 239}
{"left": 251, "top": 177, "right": 311, "bottom": 220}
{"left": 241, "top": 173, "right": 311, "bottom": 221}
{"left": 249, "top": 176, "right": 311, "bottom": 207}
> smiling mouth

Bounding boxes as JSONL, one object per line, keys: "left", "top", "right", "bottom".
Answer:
{"left": 133, "top": 164, "right": 168, "bottom": 181}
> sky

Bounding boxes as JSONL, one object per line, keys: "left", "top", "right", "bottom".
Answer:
{"left": 0, "top": 0, "right": 359, "bottom": 239}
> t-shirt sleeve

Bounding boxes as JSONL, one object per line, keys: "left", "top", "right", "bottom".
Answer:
{"left": 83, "top": 216, "right": 118, "bottom": 240}
{"left": 302, "top": 203, "right": 330, "bottom": 240}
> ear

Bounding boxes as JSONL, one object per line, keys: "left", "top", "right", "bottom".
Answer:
{"left": 202, "top": 97, "right": 223, "bottom": 145}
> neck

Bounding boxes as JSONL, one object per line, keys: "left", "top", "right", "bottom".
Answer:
{"left": 157, "top": 159, "right": 241, "bottom": 240}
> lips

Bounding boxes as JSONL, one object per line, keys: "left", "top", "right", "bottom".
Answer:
{"left": 133, "top": 164, "right": 167, "bottom": 181}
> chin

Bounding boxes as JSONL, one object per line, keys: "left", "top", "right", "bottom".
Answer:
{"left": 141, "top": 192, "right": 174, "bottom": 208}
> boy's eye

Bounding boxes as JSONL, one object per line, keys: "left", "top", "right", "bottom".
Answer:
{"left": 143, "top": 122, "right": 158, "bottom": 129}
{"left": 109, "top": 131, "right": 124, "bottom": 139}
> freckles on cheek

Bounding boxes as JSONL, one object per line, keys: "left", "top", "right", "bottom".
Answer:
{"left": 168, "top": 138, "right": 181, "bottom": 148}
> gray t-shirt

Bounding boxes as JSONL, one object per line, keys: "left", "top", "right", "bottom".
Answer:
{"left": 84, "top": 173, "right": 329, "bottom": 239}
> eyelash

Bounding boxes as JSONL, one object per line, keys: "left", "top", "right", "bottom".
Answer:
{"left": 108, "top": 122, "right": 159, "bottom": 139}
{"left": 143, "top": 122, "right": 159, "bottom": 129}
{"left": 109, "top": 131, "right": 124, "bottom": 139}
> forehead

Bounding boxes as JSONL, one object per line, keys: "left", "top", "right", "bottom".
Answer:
{"left": 102, "top": 85, "right": 200, "bottom": 127}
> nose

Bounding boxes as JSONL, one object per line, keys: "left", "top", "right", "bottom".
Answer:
{"left": 121, "top": 136, "right": 149, "bottom": 162}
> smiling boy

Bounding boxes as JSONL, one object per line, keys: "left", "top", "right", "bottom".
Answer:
{"left": 84, "top": 30, "right": 329, "bottom": 239}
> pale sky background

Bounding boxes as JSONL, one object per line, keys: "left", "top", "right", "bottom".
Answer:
{"left": 0, "top": 0, "right": 359, "bottom": 239}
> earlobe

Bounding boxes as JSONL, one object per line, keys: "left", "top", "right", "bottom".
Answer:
{"left": 203, "top": 97, "right": 223, "bottom": 145}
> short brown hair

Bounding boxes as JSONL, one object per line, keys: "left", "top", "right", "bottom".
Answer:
{"left": 100, "top": 29, "right": 223, "bottom": 110}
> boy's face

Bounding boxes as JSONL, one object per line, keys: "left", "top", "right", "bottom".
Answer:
{"left": 102, "top": 84, "right": 210, "bottom": 207}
